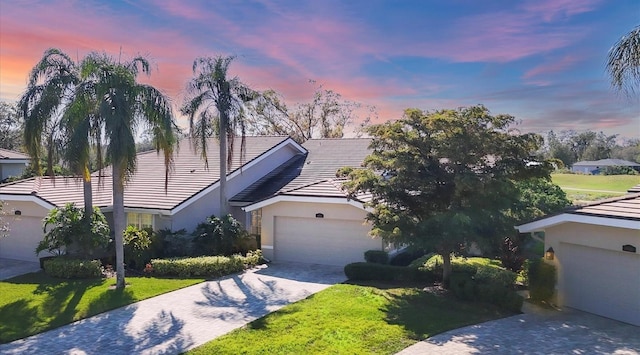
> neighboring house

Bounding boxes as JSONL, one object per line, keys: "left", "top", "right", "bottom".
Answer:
{"left": 571, "top": 159, "right": 640, "bottom": 174}
{"left": 0, "top": 148, "right": 29, "bottom": 182}
{"left": 517, "top": 194, "right": 640, "bottom": 326}
{"left": 0, "top": 137, "right": 384, "bottom": 266}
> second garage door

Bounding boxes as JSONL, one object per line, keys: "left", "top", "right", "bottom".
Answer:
{"left": 0, "top": 215, "right": 45, "bottom": 262}
{"left": 560, "top": 242, "right": 640, "bottom": 326}
{"left": 274, "top": 216, "right": 382, "bottom": 266}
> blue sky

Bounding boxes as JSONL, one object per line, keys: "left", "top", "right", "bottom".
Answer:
{"left": 1, "top": 0, "right": 638, "bottom": 138}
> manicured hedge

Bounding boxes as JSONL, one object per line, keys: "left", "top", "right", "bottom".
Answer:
{"left": 527, "top": 258, "right": 556, "bottom": 302}
{"left": 344, "top": 262, "right": 435, "bottom": 283}
{"left": 43, "top": 258, "right": 103, "bottom": 279}
{"left": 364, "top": 250, "right": 389, "bottom": 264}
{"left": 449, "top": 265, "right": 522, "bottom": 312}
{"left": 150, "top": 250, "right": 262, "bottom": 278}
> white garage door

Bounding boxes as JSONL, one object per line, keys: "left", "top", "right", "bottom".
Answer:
{"left": 0, "top": 216, "right": 45, "bottom": 262}
{"left": 274, "top": 216, "right": 382, "bottom": 266}
{"left": 561, "top": 242, "right": 640, "bottom": 326}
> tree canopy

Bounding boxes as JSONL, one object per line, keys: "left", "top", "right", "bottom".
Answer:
{"left": 247, "top": 81, "right": 374, "bottom": 143}
{"left": 607, "top": 25, "right": 640, "bottom": 96}
{"left": 340, "top": 105, "right": 554, "bottom": 283}
{"left": 0, "top": 102, "right": 23, "bottom": 151}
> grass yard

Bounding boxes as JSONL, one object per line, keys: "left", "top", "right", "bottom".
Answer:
{"left": 188, "top": 283, "right": 513, "bottom": 355}
{"left": 551, "top": 173, "right": 640, "bottom": 202}
{"left": 0, "top": 272, "right": 204, "bottom": 343}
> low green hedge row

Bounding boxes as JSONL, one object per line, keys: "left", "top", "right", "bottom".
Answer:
{"left": 344, "top": 262, "right": 436, "bottom": 283}
{"left": 150, "top": 250, "right": 263, "bottom": 277}
{"left": 364, "top": 250, "right": 389, "bottom": 264}
{"left": 43, "top": 258, "right": 103, "bottom": 279}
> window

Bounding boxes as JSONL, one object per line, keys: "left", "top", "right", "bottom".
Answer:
{"left": 127, "top": 212, "right": 154, "bottom": 230}
{"left": 250, "top": 209, "right": 262, "bottom": 235}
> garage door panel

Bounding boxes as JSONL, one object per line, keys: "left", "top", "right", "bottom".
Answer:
{"left": 0, "top": 216, "right": 45, "bottom": 262}
{"left": 274, "top": 216, "right": 381, "bottom": 266}
{"left": 561, "top": 242, "right": 640, "bottom": 326}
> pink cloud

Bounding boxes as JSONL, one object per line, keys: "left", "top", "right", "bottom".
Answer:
{"left": 522, "top": 0, "right": 602, "bottom": 21}
{"left": 523, "top": 55, "right": 580, "bottom": 80}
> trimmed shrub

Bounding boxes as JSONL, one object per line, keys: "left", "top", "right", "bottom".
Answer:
{"left": 449, "top": 269, "right": 523, "bottom": 312}
{"left": 418, "top": 254, "right": 479, "bottom": 278}
{"left": 43, "top": 258, "right": 102, "bottom": 279}
{"left": 527, "top": 258, "right": 556, "bottom": 302}
{"left": 155, "top": 229, "right": 194, "bottom": 258}
{"left": 123, "top": 226, "right": 152, "bottom": 269}
{"left": 151, "top": 250, "right": 263, "bottom": 278}
{"left": 474, "top": 265, "right": 517, "bottom": 288}
{"left": 364, "top": 250, "right": 389, "bottom": 264}
{"left": 389, "top": 249, "right": 427, "bottom": 266}
{"left": 192, "top": 214, "right": 250, "bottom": 256}
{"left": 344, "top": 262, "right": 435, "bottom": 283}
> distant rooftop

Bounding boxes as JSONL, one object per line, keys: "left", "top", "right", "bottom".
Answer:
{"left": 573, "top": 159, "right": 640, "bottom": 167}
{"left": 0, "top": 148, "right": 28, "bottom": 160}
{"left": 566, "top": 193, "right": 640, "bottom": 221}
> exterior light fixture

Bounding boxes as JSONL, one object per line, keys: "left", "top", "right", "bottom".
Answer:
{"left": 14, "top": 210, "right": 21, "bottom": 216}
{"left": 315, "top": 213, "right": 324, "bottom": 218}
{"left": 545, "top": 247, "right": 555, "bottom": 260}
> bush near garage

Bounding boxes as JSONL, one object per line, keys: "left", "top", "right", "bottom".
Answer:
{"left": 150, "top": 250, "right": 263, "bottom": 278}
{"left": 364, "top": 250, "right": 389, "bottom": 264}
{"left": 343, "top": 262, "right": 436, "bottom": 283}
{"left": 43, "top": 258, "right": 103, "bottom": 279}
{"left": 527, "top": 258, "right": 556, "bottom": 302}
{"left": 449, "top": 265, "right": 522, "bottom": 312}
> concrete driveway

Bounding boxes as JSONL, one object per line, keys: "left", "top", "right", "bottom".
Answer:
{"left": 0, "top": 258, "right": 41, "bottom": 280}
{"left": 0, "top": 262, "right": 346, "bottom": 354}
{"left": 398, "top": 303, "right": 640, "bottom": 355}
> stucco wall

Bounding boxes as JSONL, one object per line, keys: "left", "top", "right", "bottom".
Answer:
{"left": 259, "top": 200, "right": 370, "bottom": 260}
{"left": 544, "top": 222, "right": 640, "bottom": 305}
{"left": 0, "top": 200, "right": 51, "bottom": 262}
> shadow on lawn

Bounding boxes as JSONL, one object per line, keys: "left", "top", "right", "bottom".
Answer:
{"left": 0, "top": 275, "right": 194, "bottom": 353}
{"left": 381, "top": 287, "right": 511, "bottom": 341}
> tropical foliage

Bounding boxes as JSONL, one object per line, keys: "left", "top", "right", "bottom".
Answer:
{"left": 37, "top": 203, "right": 110, "bottom": 257}
{"left": 181, "top": 56, "right": 258, "bottom": 215}
{"left": 607, "top": 25, "right": 640, "bottom": 95}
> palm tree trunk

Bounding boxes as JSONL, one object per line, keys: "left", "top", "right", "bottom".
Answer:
{"left": 442, "top": 251, "right": 452, "bottom": 288}
{"left": 83, "top": 167, "right": 93, "bottom": 227}
{"left": 112, "top": 164, "right": 126, "bottom": 289}
{"left": 219, "top": 116, "right": 229, "bottom": 216}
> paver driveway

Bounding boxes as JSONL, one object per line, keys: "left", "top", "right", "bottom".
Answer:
{"left": 398, "top": 304, "right": 640, "bottom": 355}
{"left": 0, "top": 262, "right": 345, "bottom": 354}
{"left": 0, "top": 258, "right": 41, "bottom": 281}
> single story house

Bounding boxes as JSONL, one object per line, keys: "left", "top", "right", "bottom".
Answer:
{"left": 0, "top": 148, "right": 29, "bottom": 182}
{"left": 571, "top": 158, "right": 640, "bottom": 174}
{"left": 0, "top": 137, "right": 383, "bottom": 266}
{"left": 517, "top": 194, "right": 640, "bottom": 326}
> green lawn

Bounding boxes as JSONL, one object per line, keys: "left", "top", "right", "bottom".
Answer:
{"left": 188, "top": 283, "right": 513, "bottom": 355}
{"left": 551, "top": 173, "right": 640, "bottom": 192}
{"left": 0, "top": 272, "right": 204, "bottom": 343}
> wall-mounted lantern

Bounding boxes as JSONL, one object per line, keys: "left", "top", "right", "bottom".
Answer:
{"left": 315, "top": 213, "right": 324, "bottom": 218}
{"left": 545, "top": 247, "right": 555, "bottom": 260}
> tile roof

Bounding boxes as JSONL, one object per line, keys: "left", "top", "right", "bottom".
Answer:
{"left": 234, "top": 138, "right": 372, "bottom": 203}
{"left": 629, "top": 184, "right": 640, "bottom": 193}
{"left": 567, "top": 193, "right": 640, "bottom": 221}
{"left": 0, "top": 148, "right": 28, "bottom": 160}
{"left": 0, "top": 136, "right": 291, "bottom": 210}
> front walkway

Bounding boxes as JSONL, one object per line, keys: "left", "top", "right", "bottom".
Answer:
{"left": 0, "top": 258, "right": 41, "bottom": 280}
{"left": 398, "top": 302, "right": 640, "bottom": 354}
{"left": 0, "top": 262, "right": 346, "bottom": 354}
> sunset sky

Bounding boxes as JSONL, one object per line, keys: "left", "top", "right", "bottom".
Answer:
{"left": 1, "top": 0, "right": 638, "bottom": 138}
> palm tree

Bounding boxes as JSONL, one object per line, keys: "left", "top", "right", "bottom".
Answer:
{"left": 181, "top": 56, "right": 257, "bottom": 215}
{"left": 607, "top": 25, "right": 640, "bottom": 95}
{"left": 19, "top": 48, "right": 95, "bottom": 226}
{"left": 82, "top": 52, "right": 176, "bottom": 289}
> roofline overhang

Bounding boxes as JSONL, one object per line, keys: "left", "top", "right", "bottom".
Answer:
{"left": 170, "top": 137, "right": 307, "bottom": 215}
{"left": 516, "top": 213, "right": 640, "bottom": 233}
{"left": 0, "top": 193, "right": 56, "bottom": 210}
{"left": 0, "top": 159, "right": 29, "bottom": 164}
{"left": 243, "top": 194, "right": 368, "bottom": 212}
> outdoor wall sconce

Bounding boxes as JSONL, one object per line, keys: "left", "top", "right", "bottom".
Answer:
{"left": 315, "top": 213, "right": 324, "bottom": 218}
{"left": 622, "top": 244, "right": 637, "bottom": 253}
{"left": 545, "top": 247, "right": 555, "bottom": 260}
{"left": 14, "top": 210, "right": 21, "bottom": 216}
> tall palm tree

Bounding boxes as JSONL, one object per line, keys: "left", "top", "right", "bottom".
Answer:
{"left": 19, "top": 48, "right": 95, "bottom": 226}
{"left": 607, "top": 25, "right": 640, "bottom": 95}
{"left": 181, "top": 56, "right": 257, "bottom": 215}
{"left": 82, "top": 52, "right": 176, "bottom": 289}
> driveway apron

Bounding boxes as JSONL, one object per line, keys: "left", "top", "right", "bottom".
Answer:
{"left": 0, "top": 262, "right": 345, "bottom": 355}
{"left": 398, "top": 304, "right": 640, "bottom": 355}
{"left": 0, "top": 258, "right": 41, "bottom": 281}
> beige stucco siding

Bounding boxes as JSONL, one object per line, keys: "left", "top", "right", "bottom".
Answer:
{"left": 260, "top": 200, "right": 374, "bottom": 261}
